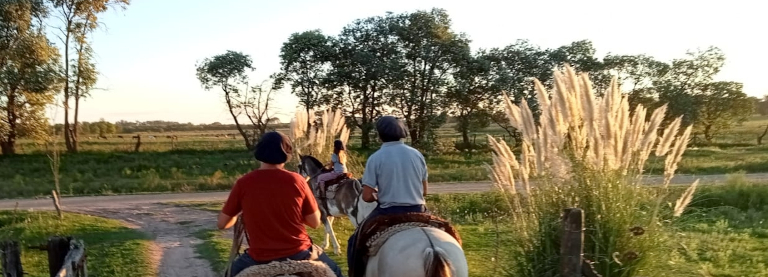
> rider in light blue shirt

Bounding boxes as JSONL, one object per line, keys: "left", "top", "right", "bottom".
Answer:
{"left": 346, "top": 116, "right": 429, "bottom": 275}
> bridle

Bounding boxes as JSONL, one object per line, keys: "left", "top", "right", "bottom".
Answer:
{"left": 298, "top": 160, "right": 325, "bottom": 183}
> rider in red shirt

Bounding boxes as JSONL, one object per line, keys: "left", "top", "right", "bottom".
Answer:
{"left": 217, "top": 131, "right": 343, "bottom": 277}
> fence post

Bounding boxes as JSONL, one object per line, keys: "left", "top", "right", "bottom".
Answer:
{"left": 134, "top": 134, "right": 142, "bottom": 152}
{"left": 1, "top": 240, "right": 24, "bottom": 277}
{"left": 47, "top": 236, "right": 71, "bottom": 277}
{"left": 560, "top": 208, "right": 584, "bottom": 277}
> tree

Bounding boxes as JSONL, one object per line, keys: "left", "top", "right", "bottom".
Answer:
{"left": 446, "top": 50, "right": 495, "bottom": 146}
{"left": 695, "top": 81, "right": 753, "bottom": 142}
{"left": 49, "top": 0, "right": 130, "bottom": 153}
{"left": 485, "top": 40, "right": 551, "bottom": 135}
{"left": 1, "top": 0, "right": 62, "bottom": 155}
{"left": 195, "top": 50, "right": 256, "bottom": 149}
{"left": 243, "top": 80, "right": 278, "bottom": 144}
{"left": 655, "top": 46, "right": 726, "bottom": 126}
{"left": 602, "top": 54, "right": 669, "bottom": 109}
{"left": 326, "top": 14, "right": 395, "bottom": 148}
{"left": 548, "top": 40, "right": 611, "bottom": 92}
{"left": 273, "top": 30, "right": 335, "bottom": 131}
{"left": 387, "top": 8, "right": 471, "bottom": 145}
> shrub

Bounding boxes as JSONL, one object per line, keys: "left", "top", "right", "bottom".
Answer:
{"left": 486, "top": 65, "right": 699, "bottom": 276}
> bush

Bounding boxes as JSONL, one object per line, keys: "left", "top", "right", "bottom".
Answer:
{"left": 487, "top": 66, "right": 699, "bottom": 277}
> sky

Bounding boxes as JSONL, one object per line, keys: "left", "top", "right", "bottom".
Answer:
{"left": 47, "top": 0, "right": 767, "bottom": 125}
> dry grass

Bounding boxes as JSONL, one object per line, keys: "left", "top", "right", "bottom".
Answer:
{"left": 288, "top": 108, "right": 362, "bottom": 176}
{"left": 487, "top": 65, "right": 699, "bottom": 276}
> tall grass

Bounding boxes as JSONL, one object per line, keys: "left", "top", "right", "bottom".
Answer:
{"left": 486, "top": 65, "right": 699, "bottom": 276}
{"left": 288, "top": 108, "right": 363, "bottom": 176}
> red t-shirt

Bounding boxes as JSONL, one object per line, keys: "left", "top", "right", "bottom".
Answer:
{"left": 221, "top": 168, "right": 318, "bottom": 262}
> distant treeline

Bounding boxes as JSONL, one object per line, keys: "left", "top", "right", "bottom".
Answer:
{"left": 52, "top": 120, "right": 290, "bottom": 135}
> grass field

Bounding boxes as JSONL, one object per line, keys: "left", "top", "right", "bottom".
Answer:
{"left": 171, "top": 179, "right": 768, "bottom": 277}
{"left": 0, "top": 211, "right": 155, "bottom": 277}
{"left": 2, "top": 116, "right": 768, "bottom": 199}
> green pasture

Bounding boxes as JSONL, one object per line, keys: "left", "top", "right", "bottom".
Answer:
{"left": 2, "top": 116, "right": 768, "bottom": 199}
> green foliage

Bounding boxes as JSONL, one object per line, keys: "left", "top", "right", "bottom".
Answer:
{"left": 273, "top": 30, "right": 335, "bottom": 115}
{"left": 49, "top": 0, "right": 130, "bottom": 153}
{"left": 447, "top": 50, "right": 495, "bottom": 145}
{"left": 0, "top": 0, "right": 62, "bottom": 155}
{"left": 195, "top": 50, "right": 264, "bottom": 149}
{"left": 195, "top": 50, "right": 253, "bottom": 92}
{"left": 695, "top": 81, "right": 754, "bottom": 142}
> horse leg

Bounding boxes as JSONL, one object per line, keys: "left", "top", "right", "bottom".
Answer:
{"left": 321, "top": 216, "right": 341, "bottom": 255}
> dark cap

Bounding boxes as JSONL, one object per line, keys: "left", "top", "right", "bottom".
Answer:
{"left": 254, "top": 131, "right": 293, "bottom": 164}
{"left": 376, "top": 116, "right": 407, "bottom": 142}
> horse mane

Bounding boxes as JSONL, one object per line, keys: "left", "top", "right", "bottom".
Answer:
{"left": 301, "top": 155, "right": 324, "bottom": 170}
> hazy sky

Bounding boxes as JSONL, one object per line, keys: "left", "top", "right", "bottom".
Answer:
{"left": 48, "top": 0, "right": 766, "bottom": 124}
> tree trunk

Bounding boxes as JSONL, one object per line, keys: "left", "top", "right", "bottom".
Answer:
{"left": 461, "top": 129, "right": 470, "bottom": 147}
{"left": 63, "top": 29, "right": 73, "bottom": 152}
{"left": 0, "top": 141, "right": 15, "bottom": 155}
{"left": 703, "top": 125, "right": 713, "bottom": 143}
{"left": 360, "top": 99, "right": 369, "bottom": 149}
{"left": 305, "top": 106, "right": 312, "bottom": 137}
{"left": 758, "top": 125, "right": 768, "bottom": 145}
{"left": 72, "top": 95, "right": 80, "bottom": 152}
{"left": 2, "top": 91, "right": 18, "bottom": 155}
{"left": 224, "top": 91, "right": 251, "bottom": 149}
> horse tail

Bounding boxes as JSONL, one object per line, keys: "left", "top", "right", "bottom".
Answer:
{"left": 423, "top": 241, "right": 454, "bottom": 277}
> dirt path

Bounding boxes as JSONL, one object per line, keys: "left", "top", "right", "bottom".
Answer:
{"left": 71, "top": 203, "right": 220, "bottom": 277}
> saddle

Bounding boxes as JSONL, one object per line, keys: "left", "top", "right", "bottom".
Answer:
{"left": 233, "top": 245, "right": 335, "bottom": 277}
{"left": 348, "top": 213, "right": 462, "bottom": 277}
{"left": 319, "top": 172, "right": 354, "bottom": 199}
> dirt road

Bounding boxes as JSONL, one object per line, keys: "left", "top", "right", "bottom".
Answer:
{"left": 3, "top": 172, "right": 767, "bottom": 211}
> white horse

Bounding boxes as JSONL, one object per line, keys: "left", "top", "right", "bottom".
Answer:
{"left": 298, "top": 155, "right": 377, "bottom": 254}
{"left": 298, "top": 155, "right": 468, "bottom": 277}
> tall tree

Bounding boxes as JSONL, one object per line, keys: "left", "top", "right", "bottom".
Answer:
{"left": 486, "top": 40, "right": 552, "bottom": 137}
{"left": 695, "top": 81, "right": 753, "bottom": 142}
{"left": 195, "top": 50, "right": 255, "bottom": 149}
{"left": 1, "top": 0, "right": 62, "bottom": 155}
{"left": 446, "top": 50, "right": 496, "bottom": 146}
{"left": 548, "top": 40, "right": 611, "bottom": 92}
{"left": 273, "top": 30, "right": 335, "bottom": 131}
{"left": 655, "top": 46, "right": 726, "bottom": 126}
{"left": 49, "top": 0, "right": 129, "bottom": 153}
{"left": 326, "top": 14, "right": 396, "bottom": 148}
{"left": 388, "top": 8, "right": 471, "bottom": 145}
{"left": 601, "top": 54, "right": 670, "bottom": 109}
{"left": 70, "top": 17, "right": 97, "bottom": 151}
{"left": 243, "top": 79, "right": 278, "bottom": 142}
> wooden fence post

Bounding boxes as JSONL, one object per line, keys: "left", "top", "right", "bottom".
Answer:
{"left": 47, "top": 236, "right": 71, "bottom": 277}
{"left": 560, "top": 208, "right": 584, "bottom": 277}
{"left": 134, "top": 135, "right": 142, "bottom": 152}
{"left": 1, "top": 240, "right": 24, "bottom": 277}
